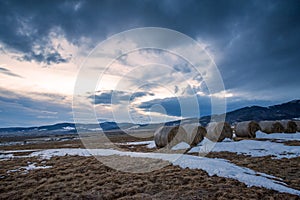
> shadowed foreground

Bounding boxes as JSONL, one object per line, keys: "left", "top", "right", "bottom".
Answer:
{"left": 0, "top": 155, "right": 299, "bottom": 200}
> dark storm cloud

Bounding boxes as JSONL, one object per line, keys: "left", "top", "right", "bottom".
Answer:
{"left": 139, "top": 97, "right": 182, "bottom": 117}
{"left": 213, "top": 1, "right": 300, "bottom": 102}
{"left": 0, "top": 0, "right": 299, "bottom": 100}
{"left": 139, "top": 96, "right": 213, "bottom": 117}
{"left": 130, "top": 91, "right": 154, "bottom": 100}
{"left": 21, "top": 49, "right": 70, "bottom": 65}
{"left": 0, "top": 0, "right": 268, "bottom": 63}
{"left": 0, "top": 88, "right": 73, "bottom": 127}
{"left": 91, "top": 90, "right": 154, "bottom": 105}
{"left": 0, "top": 67, "right": 22, "bottom": 78}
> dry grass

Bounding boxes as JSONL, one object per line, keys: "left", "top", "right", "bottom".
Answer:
{"left": 0, "top": 133, "right": 154, "bottom": 151}
{"left": 0, "top": 155, "right": 299, "bottom": 200}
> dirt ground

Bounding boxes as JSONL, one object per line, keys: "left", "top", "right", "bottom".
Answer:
{"left": 0, "top": 134, "right": 299, "bottom": 199}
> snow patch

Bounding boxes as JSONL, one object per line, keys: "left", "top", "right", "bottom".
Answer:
{"left": 189, "top": 138, "right": 300, "bottom": 159}
{"left": 88, "top": 128, "right": 102, "bottom": 131}
{"left": 63, "top": 126, "right": 76, "bottom": 130}
{"left": 146, "top": 141, "right": 156, "bottom": 149}
{"left": 126, "top": 125, "right": 140, "bottom": 130}
{"left": 171, "top": 142, "right": 190, "bottom": 150}
{"left": 222, "top": 138, "right": 234, "bottom": 142}
{"left": 23, "top": 163, "right": 52, "bottom": 171}
{"left": 124, "top": 141, "right": 153, "bottom": 145}
{"left": 0, "top": 153, "right": 14, "bottom": 160}
{"left": 118, "top": 141, "right": 156, "bottom": 149}
{"left": 7, "top": 162, "right": 52, "bottom": 174}
{"left": 256, "top": 131, "right": 300, "bottom": 141}
{"left": 0, "top": 149, "right": 39, "bottom": 153}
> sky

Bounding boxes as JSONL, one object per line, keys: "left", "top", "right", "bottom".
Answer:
{"left": 0, "top": 0, "right": 299, "bottom": 127}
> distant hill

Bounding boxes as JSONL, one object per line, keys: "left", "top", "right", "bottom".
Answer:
{"left": 197, "top": 99, "right": 300, "bottom": 125}
{"left": 176, "top": 99, "right": 300, "bottom": 126}
{"left": 224, "top": 99, "right": 300, "bottom": 123}
{"left": 0, "top": 99, "right": 299, "bottom": 136}
{"left": 0, "top": 122, "right": 132, "bottom": 137}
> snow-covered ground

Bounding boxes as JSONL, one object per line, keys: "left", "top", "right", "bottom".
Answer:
{"left": 1, "top": 131, "right": 299, "bottom": 196}
{"left": 171, "top": 142, "right": 190, "bottom": 150}
{"left": 0, "top": 141, "right": 24, "bottom": 146}
{"left": 7, "top": 162, "right": 52, "bottom": 174}
{"left": 120, "top": 141, "right": 156, "bottom": 149}
{"left": 0, "top": 149, "right": 39, "bottom": 153}
{"left": 256, "top": 131, "right": 300, "bottom": 141}
{"left": 0, "top": 153, "right": 14, "bottom": 160}
{"left": 189, "top": 137, "right": 300, "bottom": 159}
{"left": 188, "top": 131, "right": 300, "bottom": 159}
{"left": 21, "top": 162, "right": 52, "bottom": 172}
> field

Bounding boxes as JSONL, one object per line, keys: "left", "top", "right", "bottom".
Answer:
{"left": 0, "top": 131, "right": 300, "bottom": 199}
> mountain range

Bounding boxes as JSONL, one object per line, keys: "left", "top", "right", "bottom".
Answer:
{"left": 198, "top": 99, "right": 300, "bottom": 125}
{"left": 0, "top": 99, "right": 299, "bottom": 136}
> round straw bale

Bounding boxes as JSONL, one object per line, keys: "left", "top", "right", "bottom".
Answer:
{"left": 280, "top": 120, "right": 297, "bottom": 133}
{"left": 183, "top": 124, "right": 206, "bottom": 146}
{"left": 154, "top": 126, "right": 187, "bottom": 148}
{"left": 258, "top": 121, "right": 284, "bottom": 134}
{"left": 295, "top": 121, "right": 300, "bottom": 132}
{"left": 235, "top": 121, "right": 260, "bottom": 138}
{"left": 273, "top": 121, "right": 285, "bottom": 133}
{"left": 206, "top": 122, "right": 232, "bottom": 142}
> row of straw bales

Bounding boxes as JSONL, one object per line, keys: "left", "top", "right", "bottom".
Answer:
{"left": 154, "top": 120, "right": 299, "bottom": 148}
{"left": 258, "top": 121, "right": 284, "bottom": 134}
{"left": 154, "top": 122, "right": 233, "bottom": 148}
{"left": 258, "top": 120, "right": 298, "bottom": 134}
{"left": 234, "top": 120, "right": 298, "bottom": 137}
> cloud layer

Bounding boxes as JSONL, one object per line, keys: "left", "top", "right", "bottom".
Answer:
{"left": 0, "top": 0, "right": 299, "bottom": 126}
